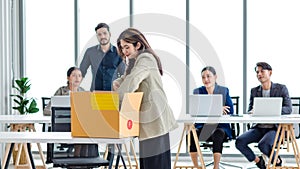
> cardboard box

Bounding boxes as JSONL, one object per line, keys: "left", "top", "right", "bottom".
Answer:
{"left": 70, "top": 91, "right": 143, "bottom": 138}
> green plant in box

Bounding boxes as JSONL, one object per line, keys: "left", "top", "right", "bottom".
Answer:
{"left": 11, "top": 77, "right": 39, "bottom": 114}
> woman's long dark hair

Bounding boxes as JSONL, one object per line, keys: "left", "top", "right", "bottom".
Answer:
{"left": 117, "top": 28, "right": 163, "bottom": 75}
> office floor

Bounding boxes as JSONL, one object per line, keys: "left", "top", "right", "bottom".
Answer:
{"left": 173, "top": 140, "right": 300, "bottom": 169}
{"left": 5, "top": 140, "right": 300, "bottom": 169}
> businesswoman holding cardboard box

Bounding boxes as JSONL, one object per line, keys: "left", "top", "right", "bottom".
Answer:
{"left": 113, "top": 28, "right": 178, "bottom": 169}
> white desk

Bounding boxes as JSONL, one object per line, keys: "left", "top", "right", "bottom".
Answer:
{"left": 174, "top": 114, "right": 300, "bottom": 169}
{"left": 0, "top": 132, "right": 138, "bottom": 169}
{"left": 0, "top": 114, "right": 51, "bottom": 124}
{"left": 0, "top": 114, "right": 51, "bottom": 169}
{"left": 177, "top": 114, "right": 300, "bottom": 124}
{"left": 0, "top": 114, "right": 51, "bottom": 132}
{"left": 0, "top": 132, "right": 132, "bottom": 144}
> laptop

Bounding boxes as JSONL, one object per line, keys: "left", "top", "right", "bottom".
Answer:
{"left": 189, "top": 94, "right": 223, "bottom": 117}
{"left": 51, "top": 96, "right": 70, "bottom": 107}
{"left": 252, "top": 97, "right": 283, "bottom": 116}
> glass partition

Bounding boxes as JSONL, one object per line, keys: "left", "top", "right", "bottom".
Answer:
{"left": 248, "top": 0, "right": 300, "bottom": 99}
{"left": 190, "top": 0, "right": 243, "bottom": 112}
{"left": 25, "top": 0, "right": 74, "bottom": 111}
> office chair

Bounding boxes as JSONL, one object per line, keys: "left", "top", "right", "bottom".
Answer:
{"left": 230, "top": 96, "right": 240, "bottom": 138}
{"left": 42, "top": 96, "right": 56, "bottom": 164}
{"left": 291, "top": 97, "right": 300, "bottom": 138}
{"left": 204, "top": 96, "right": 242, "bottom": 169}
{"left": 42, "top": 97, "right": 51, "bottom": 110}
{"left": 41, "top": 97, "right": 51, "bottom": 132}
{"left": 49, "top": 107, "right": 109, "bottom": 169}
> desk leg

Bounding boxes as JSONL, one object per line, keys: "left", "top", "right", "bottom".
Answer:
{"left": 14, "top": 143, "right": 32, "bottom": 169}
{"left": 268, "top": 124, "right": 281, "bottom": 168}
{"left": 173, "top": 124, "right": 206, "bottom": 169}
{"left": 15, "top": 143, "right": 23, "bottom": 166}
{"left": 173, "top": 124, "right": 188, "bottom": 169}
{"left": 25, "top": 143, "right": 35, "bottom": 169}
{"left": 114, "top": 145, "right": 120, "bottom": 169}
{"left": 103, "top": 145, "right": 108, "bottom": 160}
{"left": 274, "top": 125, "right": 286, "bottom": 168}
{"left": 42, "top": 123, "right": 46, "bottom": 132}
{"left": 3, "top": 143, "right": 14, "bottom": 169}
{"left": 123, "top": 143, "right": 133, "bottom": 169}
{"left": 190, "top": 125, "right": 206, "bottom": 168}
{"left": 130, "top": 140, "right": 139, "bottom": 169}
{"left": 288, "top": 125, "right": 300, "bottom": 168}
{"left": 36, "top": 143, "right": 46, "bottom": 168}
{"left": 107, "top": 144, "right": 115, "bottom": 169}
{"left": 267, "top": 124, "right": 300, "bottom": 169}
{"left": 287, "top": 125, "right": 290, "bottom": 152}
{"left": 31, "top": 126, "right": 47, "bottom": 168}
{"left": 115, "top": 144, "right": 126, "bottom": 169}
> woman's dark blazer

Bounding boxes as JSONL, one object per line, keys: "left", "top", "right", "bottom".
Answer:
{"left": 193, "top": 84, "right": 234, "bottom": 139}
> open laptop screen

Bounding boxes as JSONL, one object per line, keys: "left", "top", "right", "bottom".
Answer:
{"left": 252, "top": 97, "right": 282, "bottom": 116}
{"left": 189, "top": 94, "right": 223, "bottom": 117}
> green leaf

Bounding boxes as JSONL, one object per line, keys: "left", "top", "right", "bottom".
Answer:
{"left": 15, "top": 79, "right": 25, "bottom": 90}
{"left": 23, "top": 84, "right": 31, "bottom": 93}
{"left": 11, "top": 94, "right": 24, "bottom": 100}
{"left": 13, "top": 99, "right": 21, "bottom": 105}
{"left": 28, "top": 107, "right": 39, "bottom": 113}
{"left": 15, "top": 77, "right": 30, "bottom": 94}
{"left": 12, "top": 106, "right": 21, "bottom": 110}
{"left": 12, "top": 86, "right": 21, "bottom": 93}
{"left": 28, "top": 99, "right": 37, "bottom": 108}
{"left": 21, "top": 77, "right": 28, "bottom": 83}
{"left": 23, "top": 99, "right": 29, "bottom": 105}
{"left": 13, "top": 106, "right": 25, "bottom": 114}
{"left": 28, "top": 99, "right": 39, "bottom": 114}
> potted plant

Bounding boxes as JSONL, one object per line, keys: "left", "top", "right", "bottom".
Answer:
{"left": 10, "top": 77, "right": 39, "bottom": 166}
{"left": 11, "top": 77, "right": 39, "bottom": 115}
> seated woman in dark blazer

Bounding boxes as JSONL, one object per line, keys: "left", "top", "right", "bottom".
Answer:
{"left": 190, "top": 66, "right": 234, "bottom": 169}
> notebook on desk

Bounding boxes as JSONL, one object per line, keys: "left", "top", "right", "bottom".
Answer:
{"left": 252, "top": 97, "right": 283, "bottom": 116}
{"left": 189, "top": 94, "right": 223, "bottom": 117}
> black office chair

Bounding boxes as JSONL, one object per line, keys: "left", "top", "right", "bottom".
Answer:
{"left": 203, "top": 96, "right": 242, "bottom": 169}
{"left": 41, "top": 97, "right": 51, "bottom": 131}
{"left": 41, "top": 97, "right": 51, "bottom": 129}
{"left": 291, "top": 97, "right": 300, "bottom": 138}
{"left": 42, "top": 96, "right": 56, "bottom": 164}
{"left": 230, "top": 96, "right": 240, "bottom": 139}
{"left": 42, "top": 97, "right": 51, "bottom": 110}
{"left": 48, "top": 107, "right": 109, "bottom": 169}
